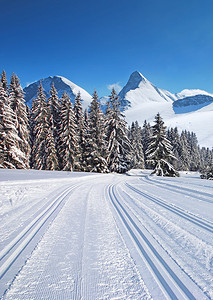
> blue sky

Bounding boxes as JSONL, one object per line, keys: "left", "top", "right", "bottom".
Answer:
{"left": 1, "top": 0, "right": 213, "bottom": 96}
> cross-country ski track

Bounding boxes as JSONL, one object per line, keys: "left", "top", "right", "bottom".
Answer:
{"left": 0, "top": 169, "right": 212, "bottom": 299}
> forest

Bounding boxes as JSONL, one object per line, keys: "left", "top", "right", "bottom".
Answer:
{"left": 0, "top": 71, "right": 212, "bottom": 178}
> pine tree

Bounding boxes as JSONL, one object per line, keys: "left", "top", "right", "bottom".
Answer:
{"left": 1, "top": 70, "right": 8, "bottom": 91}
{"left": 73, "top": 92, "right": 85, "bottom": 170}
{"left": 179, "top": 131, "right": 191, "bottom": 171}
{"left": 48, "top": 84, "right": 60, "bottom": 141}
{"left": 31, "top": 83, "right": 58, "bottom": 170}
{"left": 0, "top": 82, "right": 9, "bottom": 167}
{"left": 58, "top": 92, "right": 77, "bottom": 171}
{"left": 146, "top": 113, "right": 179, "bottom": 176}
{"left": 167, "top": 127, "right": 182, "bottom": 170}
{"left": 142, "top": 120, "right": 152, "bottom": 167}
{"left": 200, "top": 149, "right": 213, "bottom": 179}
{"left": 80, "top": 109, "right": 92, "bottom": 172}
{"left": 29, "top": 98, "right": 37, "bottom": 167}
{"left": 200, "top": 147, "right": 213, "bottom": 175}
{"left": 188, "top": 131, "right": 201, "bottom": 171}
{"left": 46, "top": 111, "right": 59, "bottom": 171}
{"left": 130, "top": 121, "right": 144, "bottom": 169}
{"left": 106, "top": 89, "right": 132, "bottom": 173}
{"left": 0, "top": 82, "right": 24, "bottom": 168}
{"left": 9, "top": 73, "right": 30, "bottom": 168}
{"left": 87, "top": 90, "right": 108, "bottom": 173}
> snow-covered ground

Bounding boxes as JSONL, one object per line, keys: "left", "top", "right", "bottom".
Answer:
{"left": 0, "top": 169, "right": 212, "bottom": 299}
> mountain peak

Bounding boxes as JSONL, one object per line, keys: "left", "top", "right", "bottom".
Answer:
{"left": 129, "top": 71, "right": 147, "bottom": 84}
{"left": 23, "top": 75, "right": 92, "bottom": 109}
{"left": 118, "top": 71, "right": 148, "bottom": 102}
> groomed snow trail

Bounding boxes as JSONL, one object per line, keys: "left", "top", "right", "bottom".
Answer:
{"left": 2, "top": 174, "right": 150, "bottom": 300}
{"left": 0, "top": 170, "right": 212, "bottom": 299}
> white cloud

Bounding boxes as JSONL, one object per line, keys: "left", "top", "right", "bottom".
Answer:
{"left": 107, "top": 82, "right": 122, "bottom": 93}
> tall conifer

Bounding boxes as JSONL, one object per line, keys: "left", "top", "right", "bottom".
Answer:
{"left": 73, "top": 92, "right": 85, "bottom": 170}
{"left": 146, "top": 113, "right": 179, "bottom": 176}
{"left": 1, "top": 70, "right": 8, "bottom": 91}
{"left": 0, "top": 82, "right": 24, "bottom": 168}
{"left": 87, "top": 90, "right": 108, "bottom": 172}
{"left": 106, "top": 89, "right": 132, "bottom": 173}
{"left": 58, "top": 92, "right": 77, "bottom": 171}
{"left": 31, "top": 83, "right": 58, "bottom": 170}
{"left": 9, "top": 73, "right": 30, "bottom": 168}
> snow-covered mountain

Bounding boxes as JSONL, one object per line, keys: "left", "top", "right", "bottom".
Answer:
{"left": 118, "top": 71, "right": 213, "bottom": 108}
{"left": 24, "top": 72, "right": 213, "bottom": 147}
{"left": 175, "top": 88, "right": 213, "bottom": 99}
{"left": 119, "top": 71, "right": 213, "bottom": 148}
{"left": 118, "top": 71, "right": 176, "bottom": 106}
{"left": 24, "top": 76, "right": 92, "bottom": 109}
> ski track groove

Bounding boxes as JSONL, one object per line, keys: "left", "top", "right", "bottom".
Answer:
{"left": 142, "top": 176, "right": 213, "bottom": 204}
{"left": 116, "top": 184, "right": 213, "bottom": 298}
{"left": 125, "top": 183, "right": 213, "bottom": 233}
{"left": 1, "top": 173, "right": 212, "bottom": 299}
{"left": 0, "top": 184, "right": 78, "bottom": 283}
{"left": 108, "top": 184, "right": 204, "bottom": 300}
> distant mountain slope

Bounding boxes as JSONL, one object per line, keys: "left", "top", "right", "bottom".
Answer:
{"left": 173, "top": 95, "right": 213, "bottom": 114}
{"left": 175, "top": 89, "right": 213, "bottom": 99}
{"left": 24, "top": 76, "right": 92, "bottom": 109}
{"left": 118, "top": 71, "right": 175, "bottom": 107}
{"left": 118, "top": 71, "right": 213, "bottom": 109}
{"left": 24, "top": 72, "right": 213, "bottom": 147}
{"left": 120, "top": 71, "right": 213, "bottom": 148}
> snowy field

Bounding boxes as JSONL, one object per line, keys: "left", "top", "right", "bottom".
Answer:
{"left": 0, "top": 169, "right": 212, "bottom": 299}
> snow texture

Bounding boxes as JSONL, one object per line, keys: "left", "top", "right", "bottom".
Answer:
{"left": 0, "top": 169, "right": 212, "bottom": 299}
{"left": 24, "top": 76, "right": 92, "bottom": 110}
{"left": 118, "top": 71, "right": 213, "bottom": 148}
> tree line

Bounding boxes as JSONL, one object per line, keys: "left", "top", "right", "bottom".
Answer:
{"left": 0, "top": 70, "right": 212, "bottom": 177}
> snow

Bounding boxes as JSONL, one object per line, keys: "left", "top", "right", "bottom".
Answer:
{"left": 119, "top": 71, "right": 213, "bottom": 148}
{"left": 165, "top": 110, "right": 213, "bottom": 148}
{"left": 124, "top": 94, "right": 213, "bottom": 148}
{"left": 176, "top": 89, "right": 213, "bottom": 99}
{"left": 57, "top": 76, "right": 92, "bottom": 109}
{"left": 119, "top": 71, "right": 174, "bottom": 106}
{"left": 23, "top": 76, "right": 92, "bottom": 110}
{"left": 0, "top": 169, "right": 212, "bottom": 299}
{"left": 23, "top": 71, "right": 213, "bottom": 148}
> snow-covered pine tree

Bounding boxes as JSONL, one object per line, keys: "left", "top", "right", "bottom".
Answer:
{"left": 200, "top": 147, "right": 213, "bottom": 179}
{"left": 187, "top": 131, "right": 201, "bottom": 171}
{"left": 146, "top": 113, "right": 179, "bottom": 176}
{"left": 199, "top": 147, "right": 206, "bottom": 172}
{"left": 141, "top": 120, "right": 152, "bottom": 167}
{"left": 48, "top": 83, "right": 60, "bottom": 146}
{"left": 129, "top": 121, "right": 144, "bottom": 169}
{"left": 73, "top": 92, "right": 85, "bottom": 170}
{"left": 58, "top": 92, "right": 77, "bottom": 171}
{"left": 167, "top": 127, "right": 182, "bottom": 170}
{"left": 106, "top": 88, "right": 132, "bottom": 173}
{"left": 87, "top": 90, "right": 108, "bottom": 173}
{"left": 29, "top": 98, "right": 37, "bottom": 168}
{"left": 46, "top": 111, "right": 59, "bottom": 171}
{"left": 1, "top": 70, "right": 8, "bottom": 91}
{"left": 80, "top": 109, "right": 92, "bottom": 172}
{"left": 179, "top": 131, "right": 191, "bottom": 171}
{"left": 74, "top": 92, "right": 84, "bottom": 127}
{"left": 127, "top": 124, "right": 132, "bottom": 140}
{"left": 0, "top": 82, "right": 24, "bottom": 168}
{"left": 9, "top": 73, "right": 30, "bottom": 169}
{"left": 200, "top": 147, "right": 213, "bottom": 175}
{"left": 31, "top": 82, "right": 58, "bottom": 170}
{"left": 0, "top": 82, "right": 8, "bottom": 167}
